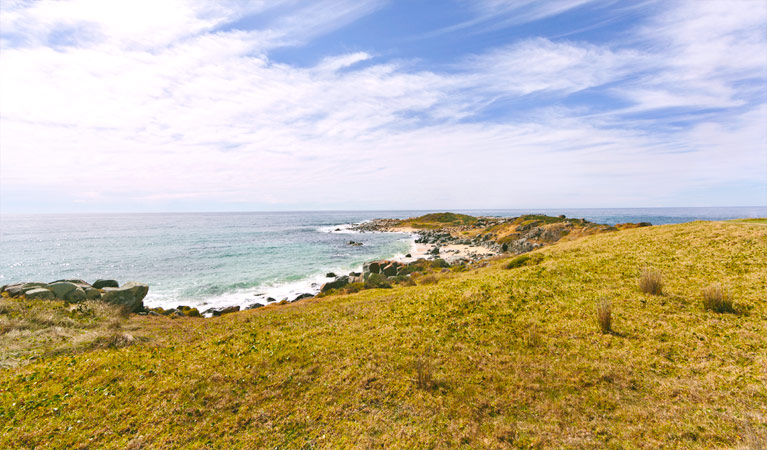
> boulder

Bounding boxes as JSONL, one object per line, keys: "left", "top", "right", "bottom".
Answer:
{"left": 52, "top": 279, "right": 91, "bottom": 288}
{"left": 84, "top": 287, "right": 102, "bottom": 300}
{"left": 320, "top": 276, "right": 349, "bottom": 293}
{"left": 93, "top": 279, "right": 119, "bottom": 289}
{"left": 3, "top": 284, "right": 25, "bottom": 297}
{"left": 292, "top": 293, "right": 314, "bottom": 302}
{"left": 364, "top": 261, "right": 381, "bottom": 274}
{"left": 65, "top": 287, "right": 87, "bottom": 303}
{"left": 25, "top": 288, "right": 55, "bottom": 300}
{"left": 382, "top": 263, "right": 398, "bottom": 277}
{"left": 20, "top": 282, "right": 48, "bottom": 293}
{"left": 101, "top": 282, "right": 148, "bottom": 312}
{"left": 176, "top": 305, "right": 201, "bottom": 317}
{"left": 246, "top": 303, "right": 264, "bottom": 310}
{"left": 325, "top": 272, "right": 337, "bottom": 278}
{"left": 203, "top": 306, "right": 240, "bottom": 317}
{"left": 47, "top": 281, "right": 79, "bottom": 299}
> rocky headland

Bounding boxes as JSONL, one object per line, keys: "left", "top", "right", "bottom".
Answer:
{"left": 2, "top": 213, "right": 652, "bottom": 319}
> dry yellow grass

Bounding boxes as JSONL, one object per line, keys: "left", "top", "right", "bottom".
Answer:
{"left": 1, "top": 220, "right": 765, "bottom": 449}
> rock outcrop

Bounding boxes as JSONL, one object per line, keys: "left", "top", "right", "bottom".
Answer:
{"left": 101, "top": 282, "right": 149, "bottom": 313}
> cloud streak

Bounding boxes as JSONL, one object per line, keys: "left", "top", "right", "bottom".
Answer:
{"left": 0, "top": 0, "right": 765, "bottom": 212}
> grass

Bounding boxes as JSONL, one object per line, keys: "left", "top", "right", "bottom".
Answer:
{"left": 701, "top": 283, "right": 736, "bottom": 313}
{"left": 398, "top": 212, "right": 478, "bottom": 229}
{"left": 0, "top": 298, "right": 135, "bottom": 368}
{"left": 639, "top": 267, "right": 663, "bottom": 295}
{"left": 1, "top": 221, "right": 766, "bottom": 449}
{"left": 729, "top": 218, "right": 767, "bottom": 224}
{"left": 596, "top": 299, "right": 612, "bottom": 334}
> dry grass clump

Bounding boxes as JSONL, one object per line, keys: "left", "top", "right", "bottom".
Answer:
{"left": 702, "top": 283, "right": 736, "bottom": 313}
{"left": 415, "top": 356, "right": 435, "bottom": 390}
{"left": 417, "top": 274, "right": 439, "bottom": 285}
{"left": 92, "top": 332, "right": 136, "bottom": 349}
{"left": 596, "top": 299, "right": 612, "bottom": 334}
{"left": 0, "top": 296, "right": 136, "bottom": 367}
{"left": 639, "top": 267, "right": 663, "bottom": 295}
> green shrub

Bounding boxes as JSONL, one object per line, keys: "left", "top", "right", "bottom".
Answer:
{"left": 505, "top": 254, "right": 531, "bottom": 269}
{"left": 364, "top": 273, "right": 392, "bottom": 289}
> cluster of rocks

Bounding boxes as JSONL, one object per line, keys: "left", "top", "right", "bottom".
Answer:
{"left": 319, "top": 259, "right": 448, "bottom": 293}
{"left": 351, "top": 219, "right": 402, "bottom": 232}
{"left": 1, "top": 279, "right": 149, "bottom": 312}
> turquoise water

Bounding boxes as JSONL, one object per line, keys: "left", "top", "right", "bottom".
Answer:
{"left": 1, "top": 207, "right": 764, "bottom": 310}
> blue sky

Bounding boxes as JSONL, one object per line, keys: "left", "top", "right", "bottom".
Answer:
{"left": 0, "top": 0, "right": 765, "bottom": 213}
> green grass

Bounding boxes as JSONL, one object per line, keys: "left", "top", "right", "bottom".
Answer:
{"left": 399, "top": 212, "right": 478, "bottom": 229}
{"left": 1, "top": 221, "right": 766, "bottom": 449}
{"left": 730, "top": 218, "right": 767, "bottom": 224}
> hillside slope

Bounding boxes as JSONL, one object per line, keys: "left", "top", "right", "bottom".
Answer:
{"left": 1, "top": 221, "right": 766, "bottom": 449}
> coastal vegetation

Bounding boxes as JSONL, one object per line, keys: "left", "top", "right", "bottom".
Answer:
{"left": 1, "top": 220, "right": 765, "bottom": 448}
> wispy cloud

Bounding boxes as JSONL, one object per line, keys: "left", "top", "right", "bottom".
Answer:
{"left": 0, "top": 0, "right": 764, "bottom": 212}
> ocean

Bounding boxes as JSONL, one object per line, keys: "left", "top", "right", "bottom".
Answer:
{"left": 1, "top": 207, "right": 764, "bottom": 311}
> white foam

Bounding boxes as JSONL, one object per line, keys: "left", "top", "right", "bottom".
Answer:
{"left": 143, "top": 223, "right": 421, "bottom": 316}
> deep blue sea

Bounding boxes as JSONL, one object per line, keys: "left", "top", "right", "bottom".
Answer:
{"left": 1, "top": 207, "right": 764, "bottom": 310}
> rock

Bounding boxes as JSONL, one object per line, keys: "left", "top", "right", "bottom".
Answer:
{"left": 65, "top": 287, "right": 87, "bottom": 303}
{"left": 428, "top": 246, "right": 440, "bottom": 255}
{"left": 176, "top": 305, "right": 201, "bottom": 317}
{"left": 25, "top": 288, "right": 55, "bottom": 300}
{"left": 52, "top": 279, "right": 91, "bottom": 288}
{"left": 292, "top": 293, "right": 314, "bottom": 302}
{"left": 47, "top": 281, "right": 79, "bottom": 299}
{"left": 364, "top": 261, "right": 381, "bottom": 274}
{"left": 93, "top": 279, "right": 119, "bottom": 289}
{"left": 21, "top": 282, "right": 48, "bottom": 292}
{"left": 326, "top": 272, "right": 337, "bottom": 278}
{"left": 84, "top": 287, "right": 102, "bottom": 300}
{"left": 203, "top": 306, "right": 240, "bottom": 317}
{"left": 320, "top": 276, "right": 349, "bottom": 292}
{"left": 382, "top": 263, "right": 398, "bottom": 277}
{"left": 3, "top": 284, "right": 25, "bottom": 297}
{"left": 266, "top": 297, "right": 276, "bottom": 303}
{"left": 348, "top": 241, "right": 363, "bottom": 246}
{"left": 246, "top": 303, "right": 264, "bottom": 309}
{"left": 147, "top": 311, "right": 162, "bottom": 316}
{"left": 101, "top": 282, "right": 149, "bottom": 313}
{"left": 405, "top": 253, "right": 412, "bottom": 258}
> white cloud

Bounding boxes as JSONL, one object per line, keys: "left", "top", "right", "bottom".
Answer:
{"left": 0, "top": 0, "right": 765, "bottom": 212}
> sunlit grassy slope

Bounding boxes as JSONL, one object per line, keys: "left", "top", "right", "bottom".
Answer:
{"left": 1, "top": 221, "right": 765, "bottom": 449}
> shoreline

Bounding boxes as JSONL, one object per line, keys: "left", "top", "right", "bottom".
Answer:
{"left": 147, "top": 220, "right": 501, "bottom": 316}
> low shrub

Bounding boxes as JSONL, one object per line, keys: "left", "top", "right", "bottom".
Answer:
{"left": 341, "top": 283, "right": 364, "bottom": 294}
{"left": 702, "top": 283, "right": 735, "bottom": 313}
{"left": 418, "top": 275, "right": 439, "bottom": 285}
{"left": 639, "top": 267, "right": 663, "bottom": 295}
{"left": 505, "top": 254, "right": 530, "bottom": 269}
{"left": 364, "top": 273, "right": 391, "bottom": 289}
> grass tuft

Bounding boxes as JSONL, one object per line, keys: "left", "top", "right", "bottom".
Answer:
{"left": 596, "top": 299, "right": 612, "bottom": 334}
{"left": 415, "top": 356, "right": 435, "bottom": 390}
{"left": 702, "top": 283, "right": 736, "bottom": 313}
{"left": 639, "top": 267, "right": 663, "bottom": 295}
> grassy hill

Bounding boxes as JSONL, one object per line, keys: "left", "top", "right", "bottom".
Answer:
{"left": 1, "top": 221, "right": 765, "bottom": 449}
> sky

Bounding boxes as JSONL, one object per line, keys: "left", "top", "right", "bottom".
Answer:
{"left": 0, "top": 0, "right": 765, "bottom": 213}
